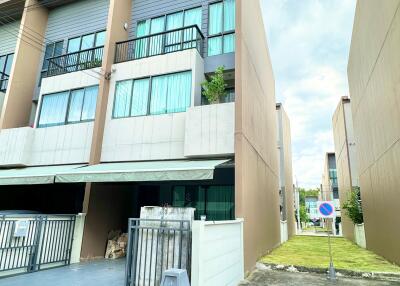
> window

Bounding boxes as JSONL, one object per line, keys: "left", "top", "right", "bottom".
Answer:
{"left": 172, "top": 185, "right": 234, "bottom": 220}
{"left": 67, "top": 30, "right": 106, "bottom": 64}
{"left": 221, "top": 88, "right": 235, "bottom": 103}
{"left": 67, "top": 30, "right": 106, "bottom": 53}
{"left": 208, "top": 0, "right": 235, "bottom": 56}
{"left": 113, "top": 71, "right": 192, "bottom": 118}
{"left": 0, "top": 53, "right": 14, "bottom": 91}
{"left": 135, "top": 7, "right": 202, "bottom": 58}
{"left": 38, "top": 86, "right": 99, "bottom": 128}
{"left": 40, "top": 41, "right": 64, "bottom": 84}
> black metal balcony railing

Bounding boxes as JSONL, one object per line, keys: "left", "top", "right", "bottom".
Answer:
{"left": 115, "top": 25, "right": 204, "bottom": 64}
{"left": 45, "top": 46, "right": 104, "bottom": 77}
{"left": 0, "top": 72, "right": 9, "bottom": 92}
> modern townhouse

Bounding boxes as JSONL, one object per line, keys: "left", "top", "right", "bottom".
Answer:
{"left": 0, "top": 0, "right": 280, "bottom": 274}
{"left": 332, "top": 96, "right": 360, "bottom": 242}
{"left": 276, "top": 103, "right": 295, "bottom": 242}
{"left": 348, "top": 0, "right": 400, "bottom": 265}
{"left": 321, "top": 152, "right": 341, "bottom": 235}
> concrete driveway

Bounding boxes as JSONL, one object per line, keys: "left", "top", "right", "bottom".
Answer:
{"left": 239, "top": 269, "right": 398, "bottom": 286}
{"left": 0, "top": 259, "right": 125, "bottom": 286}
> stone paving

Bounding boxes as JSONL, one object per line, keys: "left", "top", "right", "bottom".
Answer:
{"left": 0, "top": 259, "right": 125, "bottom": 286}
{"left": 238, "top": 269, "right": 399, "bottom": 286}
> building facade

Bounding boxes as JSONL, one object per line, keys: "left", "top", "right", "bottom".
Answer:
{"left": 321, "top": 152, "right": 341, "bottom": 235}
{"left": 348, "top": 0, "right": 400, "bottom": 265}
{"left": 332, "top": 96, "right": 359, "bottom": 241}
{"left": 276, "top": 103, "right": 295, "bottom": 239}
{"left": 0, "top": 0, "right": 280, "bottom": 271}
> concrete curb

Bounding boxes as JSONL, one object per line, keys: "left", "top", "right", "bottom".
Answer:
{"left": 260, "top": 262, "right": 400, "bottom": 282}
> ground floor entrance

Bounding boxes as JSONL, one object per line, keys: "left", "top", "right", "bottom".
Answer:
{"left": 81, "top": 165, "right": 235, "bottom": 259}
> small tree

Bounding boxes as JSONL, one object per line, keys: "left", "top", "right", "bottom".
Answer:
{"left": 299, "top": 205, "right": 309, "bottom": 223}
{"left": 342, "top": 187, "right": 364, "bottom": 224}
{"left": 201, "top": 66, "right": 227, "bottom": 103}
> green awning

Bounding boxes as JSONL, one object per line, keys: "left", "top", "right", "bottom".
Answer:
{"left": 55, "top": 160, "right": 230, "bottom": 183}
{"left": 0, "top": 165, "right": 86, "bottom": 185}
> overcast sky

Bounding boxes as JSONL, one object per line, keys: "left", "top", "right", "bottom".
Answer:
{"left": 261, "top": 0, "right": 357, "bottom": 188}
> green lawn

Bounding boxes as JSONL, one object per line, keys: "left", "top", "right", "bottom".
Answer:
{"left": 261, "top": 235, "right": 400, "bottom": 273}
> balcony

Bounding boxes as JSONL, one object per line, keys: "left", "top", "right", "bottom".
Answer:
{"left": 0, "top": 72, "right": 9, "bottom": 93}
{"left": 44, "top": 46, "right": 104, "bottom": 77}
{"left": 115, "top": 25, "right": 204, "bottom": 63}
{"left": 0, "top": 123, "right": 94, "bottom": 167}
{"left": 184, "top": 103, "right": 235, "bottom": 157}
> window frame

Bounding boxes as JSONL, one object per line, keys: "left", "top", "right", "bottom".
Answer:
{"left": 0, "top": 53, "right": 14, "bottom": 76}
{"left": 40, "top": 41, "right": 64, "bottom": 85}
{"left": 171, "top": 184, "right": 235, "bottom": 221}
{"left": 67, "top": 29, "right": 107, "bottom": 53}
{"left": 37, "top": 84, "right": 99, "bottom": 128}
{"left": 135, "top": 6, "right": 203, "bottom": 37}
{"left": 112, "top": 70, "right": 192, "bottom": 119}
{"left": 207, "top": 0, "right": 236, "bottom": 56}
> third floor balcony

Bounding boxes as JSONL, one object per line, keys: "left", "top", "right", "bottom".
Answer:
{"left": 44, "top": 46, "right": 104, "bottom": 78}
{"left": 115, "top": 25, "right": 204, "bottom": 64}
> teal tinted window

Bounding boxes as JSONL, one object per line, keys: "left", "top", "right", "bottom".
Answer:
{"left": 208, "top": 0, "right": 236, "bottom": 56}
{"left": 113, "top": 71, "right": 192, "bottom": 118}
{"left": 150, "top": 71, "right": 192, "bottom": 115}
{"left": 172, "top": 185, "right": 234, "bottom": 221}
{"left": 38, "top": 86, "right": 98, "bottom": 127}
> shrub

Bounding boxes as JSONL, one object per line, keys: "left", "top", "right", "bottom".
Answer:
{"left": 201, "top": 66, "right": 227, "bottom": 103}
{"left": 342, "top": 187, "right": 364, "bottom": 224}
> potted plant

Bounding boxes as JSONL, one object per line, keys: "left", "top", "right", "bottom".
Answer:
{"left": 201, "top": 66, "right": 227, "bottom": 104}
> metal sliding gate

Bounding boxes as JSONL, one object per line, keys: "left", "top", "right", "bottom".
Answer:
{"left": 125, "top": 218, "right": 192, "bottom": 286}
{"left": 0, "top": 215, "right": 76, "bottom": 276}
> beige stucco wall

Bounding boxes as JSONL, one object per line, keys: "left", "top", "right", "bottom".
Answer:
{"left": 277, "top": 105, "right": 295, "bottom": 238}
{"left": 0, "top": 0, "right": 48, "bottom": 129}
{"left": 235, "top": 0, "right": 280, "bottom": 272}
{"left": 281, "top": 107, "right": 295, "bottom": 238}
{"left": 332, "top": 97, "right": 355, "bottom": 241}
{"left": 347, "top": 0, "right": 400, "bottom": 265}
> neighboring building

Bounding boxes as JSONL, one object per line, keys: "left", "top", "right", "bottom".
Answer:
{"left": 348, "top": 0, "right": 400, "bottom": 264}
{"left": 321, "top": 153, "right": 339, "bottom": 202}
{"left": 276, "top": 103, "right": 295, "bottom": 240}
{"left": 305, "top": 194, "right": 319, "bottom": 220}
{"left": 0, "top": 0, "right": 279, "bottom": 272}
{"left": 332, "top": 96, "right": 359, "bottom": 241}
{"left": 321, "top": 152, "right": 341, "bottom": 235}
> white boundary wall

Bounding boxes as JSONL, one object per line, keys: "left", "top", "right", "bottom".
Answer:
{"left": 354, "top": 223, "right": 366, "bottom": 248}
{"left": 191, "top": 219, "right": 244, "bottom": 286}
{"left": 280, "top": 220, "right": 288, "bottom": 244}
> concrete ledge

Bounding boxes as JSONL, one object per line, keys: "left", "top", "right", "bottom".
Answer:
{"left": 261, "top": 262, "right": 400, "bottom": 283}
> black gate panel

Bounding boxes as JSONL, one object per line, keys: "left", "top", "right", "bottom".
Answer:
{"left": 0, "top": 215, "right": 75, "bottom": 276}
{"left": 125, "top": 218, "right": 191, "bottom": 286}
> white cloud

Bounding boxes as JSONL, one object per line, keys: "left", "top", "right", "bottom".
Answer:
{"left": 262, "top": 0, "right": 356, "bottom": 188}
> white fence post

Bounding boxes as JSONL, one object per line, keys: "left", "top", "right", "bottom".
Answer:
{"left": 70, "top": 213, "right": 86, "bottom": 264}
{"left": 354, "top": 223, "right": 366, "bottom": 248}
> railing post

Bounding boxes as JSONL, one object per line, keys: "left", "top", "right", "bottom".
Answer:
{"left": 125, "top": 219, "right": 133, "bottom": 286}
{"left": 66, "top": 215, "right": 76, "bottom": 265}
{"left": 146, "top": 36, "right": 150, "bottom": 58}
{"left": 28, "top": 216, "right": 44, "bottom": 273}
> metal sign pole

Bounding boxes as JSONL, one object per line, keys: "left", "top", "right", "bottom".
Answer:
{"left": 327, "top": 218, "right": 336, "bottom": 280}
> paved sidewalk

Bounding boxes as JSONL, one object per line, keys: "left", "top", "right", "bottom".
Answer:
{"left": 0, "top": 259, "right": 125, "bottom": 286}
{"left": 239, "top": 269, "right": 398, "bottom": 286}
